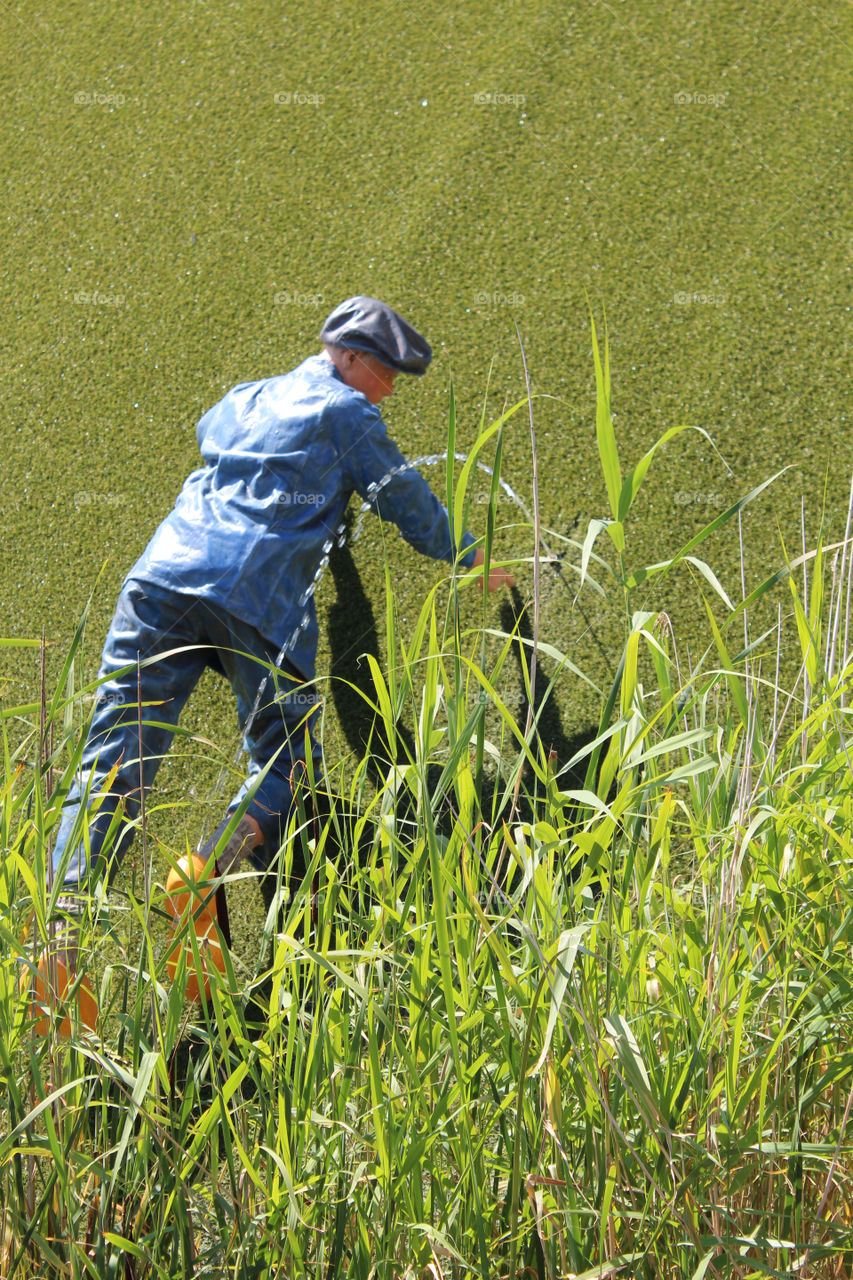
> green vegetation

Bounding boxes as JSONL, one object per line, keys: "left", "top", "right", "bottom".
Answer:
{"left": 3, "top": 328, "right": 853, "bottom": 1278}
{"left": 2, "top": 2, "right": 851, "bottom": 1272}
{"left": 2, "top": 0, "right": 850, "bottom": 743}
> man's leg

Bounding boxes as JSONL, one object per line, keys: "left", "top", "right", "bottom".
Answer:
{"left": 206, "top": 623, "right": 323, "bottom": 874}
{"left": 52, "top": 580, "right": 208, "bottom": 897}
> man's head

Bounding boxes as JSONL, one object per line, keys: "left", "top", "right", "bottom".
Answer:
{"left": 320, "top": 296, "right": 431, "bottom": 404}
{"left": 323, "top": 345, "right": 398, "bottom": 404}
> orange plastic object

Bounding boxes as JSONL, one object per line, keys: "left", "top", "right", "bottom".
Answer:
{"left": 165, "top": 853, "right": 227, "bottom": 1002}
{"left": 31, "top": 956, "right": 98, "bottom": 1039}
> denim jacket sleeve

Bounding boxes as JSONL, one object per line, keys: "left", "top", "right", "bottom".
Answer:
{"left": 331, "top": 395, "right": 476, "bottom": 568}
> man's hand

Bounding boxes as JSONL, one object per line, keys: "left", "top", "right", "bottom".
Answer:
{"left": 471, "top": 547, "right": 515, "bottom": 592}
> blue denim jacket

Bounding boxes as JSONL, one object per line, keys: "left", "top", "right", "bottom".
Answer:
{"left": 128, "top": 354, "right": 476, "bottom": 679}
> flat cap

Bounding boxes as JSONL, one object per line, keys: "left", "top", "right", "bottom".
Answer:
{"left": 320, "top": 295, "right": 432, "bottom": 375}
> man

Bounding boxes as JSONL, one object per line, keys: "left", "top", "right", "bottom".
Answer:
{"left": 51, "top": 296, "right": 513, "bottom": 931}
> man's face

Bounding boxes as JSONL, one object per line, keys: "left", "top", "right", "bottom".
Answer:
{"left": 339, "top": 350, "right": 398, "bottom": 404}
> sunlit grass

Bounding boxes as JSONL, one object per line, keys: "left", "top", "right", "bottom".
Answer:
{"left": 2, "top": 325, "right": 853, "bottom": 1278}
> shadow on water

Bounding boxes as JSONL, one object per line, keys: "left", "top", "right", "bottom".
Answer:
{"left": 240, "top": 546, "right": 604, "bottom": 1032}
{"left": 500, "top": 584, "right": 599, "bottom": 801}
{"left": 324, "top": 536, "right": 601, "bottom": 835}
{"left": 326, "top": 530, "right": 416, "bottom": 786}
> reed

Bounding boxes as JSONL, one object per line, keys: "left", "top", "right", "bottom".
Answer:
{"left": 1, "top": 325, "right": 851, "bottom": 1278}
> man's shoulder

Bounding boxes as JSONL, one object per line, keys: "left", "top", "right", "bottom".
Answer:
{"left": 206, "top": 355, "right": 386, "bottom": 441}
{"left": 284, "top": 355, "right": 387, "bottom": 428}
{"left": 257, "top": 355, "right": 370, "bottom": 411}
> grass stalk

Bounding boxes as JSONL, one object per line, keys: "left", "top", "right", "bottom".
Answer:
{"left": 3, "top": 345, "right": 853, "bottom": 1276}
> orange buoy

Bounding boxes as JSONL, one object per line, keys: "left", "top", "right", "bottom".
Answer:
{"left": 165, "top": 853, "right": 228, "bottom": 1002}
{"left": 31, "top": 955, "right": 98, "bottom": 1039}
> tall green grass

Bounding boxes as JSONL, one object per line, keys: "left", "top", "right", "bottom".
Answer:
{"left": 2, "top": 326, "right": 853, "bottom": 1278}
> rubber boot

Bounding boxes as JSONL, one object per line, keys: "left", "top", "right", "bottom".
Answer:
{"left": 164, "top": 815, "right": 262, "bottom": 1003}
{"left": 165, "top": 852, "right": 231, "bottom": 1002}
{"left": 197, "top": 813, "right": 262, "bottom": 876}
{"left": 31, "top": 899, "right": 98, "bottom": 1037}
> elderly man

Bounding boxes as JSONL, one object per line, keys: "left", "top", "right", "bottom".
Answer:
{"left": 51, "top": 296, "right": 513, "bottom": 919}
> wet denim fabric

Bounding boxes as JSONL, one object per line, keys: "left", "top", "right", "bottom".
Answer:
{"left": 128, "top": 353, "right": 476, "bottom": 682}
{"left": 52, "top": 580, "right": 322, "bottom": 892}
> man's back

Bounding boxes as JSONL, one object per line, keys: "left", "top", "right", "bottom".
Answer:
{"left": 125, "top": 351, "right": 470, "bottom": 678}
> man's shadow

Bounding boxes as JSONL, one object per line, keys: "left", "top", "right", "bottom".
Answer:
{"left": 499, "top": 585, "right": 598, "bottom": 802}
{"left": 326, "top": 535, "right": 415, "bottom": 788}
{"left": 326, "top": 543, "right": 599, "bottom": 836}
{"left": 243, "top": 546, "right": 603, "bottom": 1033}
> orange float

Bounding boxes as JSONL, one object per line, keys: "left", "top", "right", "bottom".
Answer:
{"left": 31, "top": 955, "right": 98, "bottom": 1039}
{"left": 165, "top": 852, "right": 228, "bottom": 1002}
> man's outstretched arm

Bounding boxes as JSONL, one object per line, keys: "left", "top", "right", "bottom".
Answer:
{"left": 470, "top": 546, "right": 515, "bottom": 592}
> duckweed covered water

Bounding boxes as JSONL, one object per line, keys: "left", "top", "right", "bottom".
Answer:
{"left": 1, "top": 0, "right": 850, "bottom": 887}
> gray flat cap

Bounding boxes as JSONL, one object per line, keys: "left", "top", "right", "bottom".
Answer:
{"left": 320, "top": 296, "right": 432, "bottom": 375}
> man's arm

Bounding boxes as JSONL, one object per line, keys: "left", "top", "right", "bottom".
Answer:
{"left": 340, "top": 401, "right": 475, "bottom": 565}
{"left": 470, "top": 546, "right": 515, "bottom": 592}
{"left": 336, "top": 397, "right": 514, "bottom": 589}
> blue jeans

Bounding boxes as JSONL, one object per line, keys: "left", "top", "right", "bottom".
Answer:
{"left": 52, "top": 579, "right": 322, "bottom": 892}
